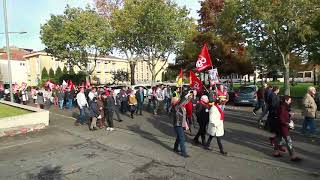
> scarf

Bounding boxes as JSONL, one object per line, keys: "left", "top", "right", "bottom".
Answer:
{"left": 215, "top": 104, "right": 224, "bottom": 121}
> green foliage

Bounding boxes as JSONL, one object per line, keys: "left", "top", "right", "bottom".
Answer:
{"left": 49, "top": 68, "right": 55, "bottom": 78}
{"left": 69, "top": 67, "right": 75, "bottom": 75}
{"left": 236, "top": 0, "right": 320, "bottom": 95}
{"left": 59, "top": 71, "right": 87, "bottom": 85}
{"left": 111, "top": 0, "right": 193, "bottom": 83}
{"left": 111, "top": 70, "right": 129, "bottom": 84}
{"left": 41, "top": 67, "right": 49, "bottom": 80}
{"left": 40, "top": 6, "right": 113, "bottom": 75}
{"left": 62, "top": 66, "right": 68, "bottom": 74}
{"left": 55, "top": 66, "right": 63, "bottom": 80}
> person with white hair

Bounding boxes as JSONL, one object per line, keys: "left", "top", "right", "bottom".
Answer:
{"left": 302, "top": 86, "right": 317, "bottom": 135}
{"left": 193, "top": 95, "right": 210, "bottom": 146}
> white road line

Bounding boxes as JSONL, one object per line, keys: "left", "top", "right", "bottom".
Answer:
{"left": 0, "top": 140, "right": 42, "bottom": 150}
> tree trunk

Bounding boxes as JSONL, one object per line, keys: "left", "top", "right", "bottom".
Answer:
{"left": 283, "top": 61, "right": 290, "bottom": 96}
{"left": 129, "top": 62, "right": 136, "bottom": 85}
{"left": 313, "top": 66, "right": 316, "bottom": 85}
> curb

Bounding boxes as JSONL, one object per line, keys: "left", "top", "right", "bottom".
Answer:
{"left": 0, "top": 123, "right": 46, "bottom": 137}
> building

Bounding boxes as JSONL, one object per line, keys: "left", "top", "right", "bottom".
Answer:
{"left": 0, "top": 47, "right": 32, "bottom": 85}
{"left": 23, "top": 51, "right": 167, "bottom": 86}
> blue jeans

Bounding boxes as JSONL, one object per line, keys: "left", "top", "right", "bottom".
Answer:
{"left": 164, "top": 97, "right": 171, "bottom": 112}
{"left": 136, "top": 101, "right": 143, "bottom": 114}
{"left": 302, "top": 117, "right": 316, "bottom": 134}
{"left": 66, "top": 99, "right": 73, "bottom": 109}
{"left": 174, "top": 126, "right": 187, "bottom": 155}
{"left": 59, "top": 100, "right": 64, "bottom": 109}
{"left": 77, "top": 107, "right": 86, "bottom": 124}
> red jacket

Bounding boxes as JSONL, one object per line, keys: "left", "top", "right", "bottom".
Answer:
{"left": 185, "top": 101, "right": 193, "bottom": 119}
{"left": 277, "top": 103, "right": 290, "bottom": 136}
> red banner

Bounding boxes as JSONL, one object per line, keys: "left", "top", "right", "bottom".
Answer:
{"left": 196, "top": 43, "right": 213, "bottom": 72}
{"left": 189, "top": 71, "right": 204, "bottom": 93}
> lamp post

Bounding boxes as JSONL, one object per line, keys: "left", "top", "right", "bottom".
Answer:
{"left": 2, "top": 0, "right": 27, "bottom": 102}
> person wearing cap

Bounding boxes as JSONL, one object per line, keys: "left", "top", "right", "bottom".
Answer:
{"left": 194, "top": 95, "right": 210, "bottom": 146}
{"left": 204, "top": 99, "right": 227, "bottom": 155}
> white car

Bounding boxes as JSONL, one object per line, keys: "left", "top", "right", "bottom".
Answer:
{"left": 131, "top": 84, "right": 148, "bottom": 97}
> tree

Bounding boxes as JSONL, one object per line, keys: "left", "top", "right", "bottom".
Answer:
{"left": 69, "top": 67, "right": 75, "bottom": 75}
{"left": 55, "top": 66, "right": 63, "bottom": 81}
{"left": 95, "top": 0, "right": 123, "bottom": 18}
{"left": 40, "top": 6, "right": 113, "bottom": 81}
{"left": 111, "top": 70, "right": 129, "bottom": 84}
{"left": 62, "top": 66, "right": 68, "bottom": 75}
{"left": 237, "top": 0, "right": 320, "bottom": 95}
{"left": 41, "top": 67, "right": 49, "bottom": 80}
{"left": 49, "top": 68, "right": 55, "bottom": 78}
{"left": 135, "top": 0, "right": 193, "bottom": 83}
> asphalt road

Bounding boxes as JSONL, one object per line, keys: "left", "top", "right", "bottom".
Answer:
{"left": 0, "top": 105, "right": 319, "bottom": 180}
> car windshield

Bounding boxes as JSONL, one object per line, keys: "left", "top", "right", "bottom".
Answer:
{"left": 239, "top": 87, "right": 255, "bottom": 93}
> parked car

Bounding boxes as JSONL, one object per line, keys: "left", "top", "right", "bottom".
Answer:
{"left": 233, "top": 85, "right": 258, "bottom": 106}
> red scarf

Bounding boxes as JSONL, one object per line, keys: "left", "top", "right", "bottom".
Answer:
{"left": 215, "top": 104, "right": 224, "bottom": 121}
{"left": 199, "top": 100, "right": 209, "bottom": 108}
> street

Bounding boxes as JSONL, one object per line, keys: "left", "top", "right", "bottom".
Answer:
{"left": 0, "top": 105, "right": 319, "bottom": 180}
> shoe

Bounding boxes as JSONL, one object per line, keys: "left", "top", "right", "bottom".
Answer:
{"left": 173, "top": 148, "right": 181, "bottom": 153}
{"left": 182, "top": 154, "right": 190, "bottom": 158}
{"left": 252, "top": 111, "right": 257, "bottom": 116}
{"left": 106, "top": 127, "right": 110, "bottom": 131}
{"left": 75, "top": 122, "right": 80, "bottom": 126}
{"left": 272, "top": 153, "right": 282, "bottom": 157}
{"left": 110, "top": 128, "right": 114, "bottom": 131}
{"left": 119, "top": 120, "right": 123, "bottom": 122}
{"left": 93, "top": 127, "right": 98, "bottom": 131}
{"left": 279, "top": 146, "right": 287, "bottom": 153}
{"left": 290, "top": 157, "right": 302, "bottom": 162}
{"left": 220, "top": 151, "right": 228, "bottom": 156}
{"left": 193, "top": 139, "right": 200, "bottom": 145}
{"left": 204, "top": 146, "right": 212, "bottom": 151}
{"left": 89, "top": 128, "right": 93, "bottom": 131}
{"left": 140, "top": 113, "right": 143, "bottom": 115}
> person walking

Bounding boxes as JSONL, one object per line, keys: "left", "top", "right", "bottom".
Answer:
{"left": 135, "top": 86, "right": 144, "bottom": 115}
{"left": 36, "top": 91, "right": 45, "bottom": 109}
{"left": 104, "top": 90, "right": 116, "bottom": 131}
{"left": 172, "top": 95, "right": 192, "bottom": 158}
{"left": 273, "top": 96, "right": 301, "bottom": 162}
{"left": 75, "top": 87, "right": 88, "bottom": 126}
{"left": 21, "top": 88, "right": 28, "bottom": 105}
{"left": 154, "top": 86, "right": 164, "bottom": 115}
{"left": 57, "top": 88, "right": 65, "bottom": 110}
{"left": 52, "top": 88, "right": 59, "bottom": 107}
{"left": 97, "top": 93, "right": 105, "bottom": 128}
{"left": 65, "top": 88, "right": 73, "bottom": 109}
{"left": 253, "top": 83, "right": 267, "bottom": 116}
{"left": 302, "top": 86, "right": 317, "bottom": 135}
{"left": 128, "top": 90, "right": 138, "bottom": 119}
{"left": 89, "top": 97, "right": 99, "bottom": 131}
{"left": 194, "top": 95, "right": 210, "bottom": 146}
{"left": 215, "top": 84, "right": 229, "bottom": 111}
{"left": 266, "top": 86, "right": 281, "bottom": 145}
{"left": 119, "top": 87, "right": 128, "bottom": 113}
{"left": 204, "top": 100, "right": 228, "bottom": 155}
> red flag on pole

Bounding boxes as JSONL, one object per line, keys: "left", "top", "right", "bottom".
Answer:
{"left": 189, "top": 71, "right": 204, "bottom": 93}
{"left": 196, "top": 43, "right": 213, "bottom": 72}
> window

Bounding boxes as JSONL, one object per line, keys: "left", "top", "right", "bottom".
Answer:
{"left": 96, "top": 61, "right": 101, "bottom": 73}
{"left": 104, "top": 63, "right": 108, "bottom": 72}
{"left": 305, "top": 72, "right": 312, "bottom": 78}
{"left": 297, "top": 73, "right": 304, "bottom": 78}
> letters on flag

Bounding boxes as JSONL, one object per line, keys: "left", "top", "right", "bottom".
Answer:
{"left": 196, "top": 43, "right": 212, "bottom": 72}
{"left": 189, "top": 71, "right": 204, "bottom": 93}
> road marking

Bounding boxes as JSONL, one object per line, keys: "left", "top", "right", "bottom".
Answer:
{"left": 0, "top": 140, "right": 42, "bottom": 150}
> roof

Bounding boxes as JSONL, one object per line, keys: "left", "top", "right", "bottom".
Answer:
{"left": 0, "top": 47, "right": 33, "bottom": 61}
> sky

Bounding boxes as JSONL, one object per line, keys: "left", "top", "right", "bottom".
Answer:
{"left": 0, "top": 0, "right": 201, "bottom": 51}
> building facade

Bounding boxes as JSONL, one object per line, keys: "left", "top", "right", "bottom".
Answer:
{"left": 0, "top": 47, "right": 31, "bottom": 85}
{"left": 23, "top": 51, "right": 167, "bottom": 86}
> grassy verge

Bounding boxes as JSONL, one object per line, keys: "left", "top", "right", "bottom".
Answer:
{"left": 0, "top": 104, "right": 31, "bottom": 118}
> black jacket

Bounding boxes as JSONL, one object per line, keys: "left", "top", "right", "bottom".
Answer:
{"left": 104, "top": 96, "right": 115, "bottom": 111}
{"left": 195, "top": 103, "right": 209, "bottom": 125}
{"left": 135, "top": 90, "right": 144, "bottom": 102}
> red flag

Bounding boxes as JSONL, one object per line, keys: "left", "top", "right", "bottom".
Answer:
{"left": 196, "top": 43, "right": 213, "bottom": 72}
{"left": 189, "top": 71, "right": 204, "bottom": 93}
{"left": 68, "top": 80, "right": 75, "bottom": 90}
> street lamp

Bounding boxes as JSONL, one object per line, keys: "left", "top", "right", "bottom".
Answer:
{"left": 2, "top": 0, "right": 27, "bottom": 102}
{"left": 0, "top": 31, "right": 27, "bottom": 34}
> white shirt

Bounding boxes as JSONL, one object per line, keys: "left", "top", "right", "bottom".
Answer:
{"left": 76, "top": 92, "right": 88, "bottom": 108}
{"left": 88, "top": 91, "right": 97, "bottom": 101}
